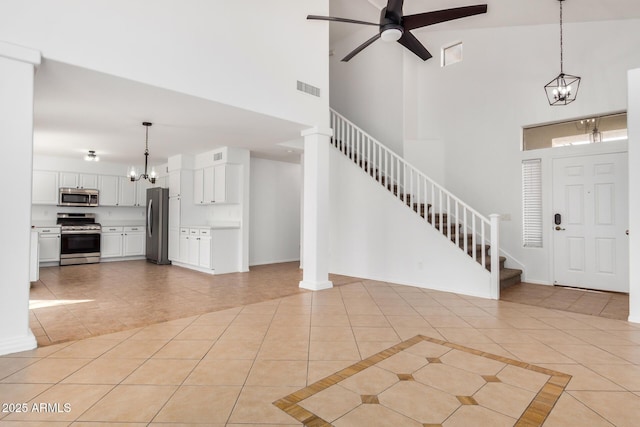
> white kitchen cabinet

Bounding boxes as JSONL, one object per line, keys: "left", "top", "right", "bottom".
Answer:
{"left": 169, "top": 171, "right": 182, "bottom": 198}
{"left": 101, "top": 227, "right": 124, "bottom": 258}
{"left": 98, "top": 175, "right": 119, "bottom": 206}
{"left": 168, "top": 227, "right": 180, "bottom": 261}
{"left": 59, "top": 172, "right": 98, "bottom": 189}
{"left": 198, "top": 235, "right": 212, "bottom": 269}
{"left": 32, "top": 170, "right": 59, "bottom": 205}
{"left": 100, "top": 226, "right": 144, "bottom": 258}
{"left": 192, "top": 164, "right": 240, "bottom": 205}
{"left": 36, "top": 227, "right": 61, "bottom": 263}
{"left": 193, "top": 169, "right": 204, "bottom": 204}
{"left": 203, "top": 167, "right": 216, "bottom": 203}
{"left": 135, "top": 179, "right": 152, "bottom": 207}
{"left": 123, "top": 226, "right": 145, "bottom": 256}
{"left": 178, "top": 229, "right": 190, "bottom": 263}
{"left": 118, "top": 177, "right": 136, "bottom": 207}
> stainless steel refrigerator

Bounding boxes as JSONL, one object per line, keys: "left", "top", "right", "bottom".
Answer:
{"left": 146, "top": 187, "right": 170, "bottom": 264}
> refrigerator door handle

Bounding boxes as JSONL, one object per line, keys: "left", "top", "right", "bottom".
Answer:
{"left": 147, "top": 199, "right": 153, "bottom": 238}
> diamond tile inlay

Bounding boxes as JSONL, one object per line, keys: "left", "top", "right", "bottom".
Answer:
{"left": 397, "top": 373, "right": 414, "bottom": 381}
{"left": 457, "top": 395, "right": 479, "bottom": 405}
{"left": 361, "top": 394, "right": 379, "bottom": 404}
{"left": 274, "top": 335, "right": 571, "bottom": 427}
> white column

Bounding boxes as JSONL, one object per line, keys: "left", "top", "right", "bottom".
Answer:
{"left": 0, "top": 41, "right": 40, "bottom": 355}
{"left": 299, "top": 127, "right": 333, "bottom": 291}
{"left": 628, "top": 68, "right": 640, "bottom": 323}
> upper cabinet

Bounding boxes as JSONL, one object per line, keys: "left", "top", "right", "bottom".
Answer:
{"left": 59, "top": 172, "right": 98, "bottom": 189}
{"left": 32, "top": 170, "right": 59, "bottom": 205}
{"left": 193, "top": 164, "right": 239, "bottom": 205}
{"left": 99, "top": 176, "right": 136, "bottom": 207}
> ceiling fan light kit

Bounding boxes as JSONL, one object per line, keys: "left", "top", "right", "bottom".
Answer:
{"left": 544, "top": 0, "right": 581, "bottom": 106}
{"left": 307, "top": 0, "right": 487, "bottom": 62}
{"left": 84, "top": 150, "right": 99, "bottom": 162}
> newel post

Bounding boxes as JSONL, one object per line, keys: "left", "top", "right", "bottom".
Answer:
{"left": 489, "top": 214, "right": 501, "bottom": 300}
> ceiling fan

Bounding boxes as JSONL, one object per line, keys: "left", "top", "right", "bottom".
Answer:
{"left": 308, "top": 0, "right": 488, "bottom": 62}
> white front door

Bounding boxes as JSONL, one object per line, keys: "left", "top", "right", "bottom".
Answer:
{"left": 552, "top": 152, "right": 629, "bottom": 292}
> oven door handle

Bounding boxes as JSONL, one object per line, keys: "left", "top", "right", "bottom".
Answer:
{"left": 61, "top": 229, "right": 101, "bottom": 235}
{"left": 147, "top": 199, "right": 153, "bottom": 238}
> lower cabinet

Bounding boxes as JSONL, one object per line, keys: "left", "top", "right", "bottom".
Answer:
{"left": 101, "top": 226, "right": 145, "bottom": 259}
{"left": 37, "top": 228, "right": 61, "bottom": 263}
{"left": 176, "top": 227, "right": 238, "bottom": 273}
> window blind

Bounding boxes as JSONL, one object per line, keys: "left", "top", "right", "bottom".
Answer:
{"left": 522, "top": 159, "right": 543, "bottom": 248}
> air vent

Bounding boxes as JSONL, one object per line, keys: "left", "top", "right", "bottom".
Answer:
{"left": 214, "top": 152, "right": 223, "bottom": 161}
{"left": 297, "top": 80, "right": 320, "bottom": 97}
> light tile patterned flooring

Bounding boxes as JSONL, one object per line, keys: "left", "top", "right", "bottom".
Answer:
{"left": 1, "top": 262, "right": 638, "bottom": 425}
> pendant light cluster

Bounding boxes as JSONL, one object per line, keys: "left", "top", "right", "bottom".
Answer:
{"left": 128, "top": 121, "right": 157, "bottom": 184}
{"left": 544, "top": 0, "right": 580, "bottom": 106}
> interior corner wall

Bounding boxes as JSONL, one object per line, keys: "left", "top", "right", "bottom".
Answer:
{"left": 329, "top": 27, "right": 404, "bottom": 155}
{"left": 329, "top": 147, "right": 492, "bottom": 298}
{"left": 406, "top": 19, "right": 640, "bottom": 285}
{"left": 249, "top": 157, "right": 301, "bottom": 266}
{"left": 0, "top": 0, "right": 330, "bottom": 128}
{"left": 628, "top": 68, "right": 640, "bottom": 323}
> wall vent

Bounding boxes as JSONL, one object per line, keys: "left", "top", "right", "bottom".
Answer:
{"left": 297, "top": 80, "right": 320, "bottom": 97}
{"left": 214, "top": 152, "right": 223, "bottom": 161}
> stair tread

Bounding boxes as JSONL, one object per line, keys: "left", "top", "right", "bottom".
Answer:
{"left": 500, "top": 268, "right": 523, "bottom": 280}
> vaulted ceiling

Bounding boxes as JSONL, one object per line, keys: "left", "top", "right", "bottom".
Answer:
{"left": 32, "top": 0, "right": 640, "bottom": 166}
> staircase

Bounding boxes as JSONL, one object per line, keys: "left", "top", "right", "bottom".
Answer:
{"left": 329, "top": 109, "right": 522, "bottom": 293}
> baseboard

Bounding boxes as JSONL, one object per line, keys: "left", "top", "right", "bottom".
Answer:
{"left": 0, "top": 329, "right": 37, "bottom": 357}
{"left": 299, "top": 280, "right": 333, "bottom": 291}
{"left": 249, "top": 258, "right": 300, "bottom": 267}
{"left": 628, "top": 315, "right": 640, "bottom": 324}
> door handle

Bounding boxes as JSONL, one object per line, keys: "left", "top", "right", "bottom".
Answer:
{"left": 555, "top": 226, "right": 565, "bottom": 231}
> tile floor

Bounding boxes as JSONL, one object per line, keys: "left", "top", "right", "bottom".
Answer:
{"left": 2, "top": 274, "right": 639, "bottom": 425}
{"left": 29, "top": 261, "right": 358, "bottom": 345}
{"left": 501, "top": 283, "right": 629, "bottom": 320}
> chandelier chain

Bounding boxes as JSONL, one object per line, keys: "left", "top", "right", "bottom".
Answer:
{"left": 559, "top": 0, "right": 564, "bottom": 73}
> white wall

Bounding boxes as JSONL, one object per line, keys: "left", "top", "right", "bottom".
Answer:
{"left": 628, "top": 68, "right": 640, "bottom": 323}
{"left": 330, "top": 27, "right": 404, "bottom": 154}
{"left": 408, "top": 19, "right": 640, "bottom": 284}
{"left": 0, "top": 0, "right": 330, "bottom": 128}
{"left": 0, "top": 43, "right": 40, "bottom": 355}
{"left": 329, "top": 148, "right": 492, "bottom": 298}
{"left": 249, "top": 157, "right": 301, "bottom": 266}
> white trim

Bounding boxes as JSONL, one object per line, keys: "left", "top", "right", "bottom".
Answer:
{"left": 0, "top": 41, "right": 41, "bottom": 66}
{"left": 628, "top": 315, "right": 640, "bottom": 324}
{"left": 0, "top": 330, "right": 37, "bottom": 356}
{"left": 299, "top": 280, "right": 333, "bottom": 291}
{"left": 249, "top": 258, "right": 300, "bottom": 267}
{"left": 301, "top": 127, "right": 333, "bottom": 138}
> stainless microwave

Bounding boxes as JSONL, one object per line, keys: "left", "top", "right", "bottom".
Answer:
{"left": 58, "top": 188, "right": 99, "bottom": 207}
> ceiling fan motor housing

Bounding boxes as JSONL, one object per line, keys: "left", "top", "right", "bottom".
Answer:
{"left": 380, "top": 6, "right": 404, "bottom": 41}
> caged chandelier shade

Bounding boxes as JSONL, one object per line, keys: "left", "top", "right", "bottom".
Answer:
{"left": 544, "top": 0, "right": 580, "bottom": 106}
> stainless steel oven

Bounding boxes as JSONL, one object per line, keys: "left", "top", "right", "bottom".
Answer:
{"left": 57, "top": 213, "right": 101, "bottom": 265}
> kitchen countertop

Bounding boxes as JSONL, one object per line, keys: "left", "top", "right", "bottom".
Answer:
{"left": 31, "top": 222, "right": 60, "bottom": 228}
{"left": 184, "top": 222, "right": 241, "bottom": 230}
{"left": 100, "top": 221, "right": 145, "bottom": 227}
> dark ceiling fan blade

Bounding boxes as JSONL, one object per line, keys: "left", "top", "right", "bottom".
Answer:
{"left": 342, "top": 33, "right": 382, "bottom": 62}
{"left": 397, "top": 31, "right": 432, "bottom": 61}
{"left": 386, "top": 0, "right": 405, "bottom": 20}
{"left": 402, "top": 5, "right": 488, "bottom": 31}
{"left": 307, "top": 15, "right": 379, "bottom": 26}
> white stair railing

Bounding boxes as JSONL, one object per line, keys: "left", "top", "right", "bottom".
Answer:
{"left": 330, "top": 109, "right": 501, "bottom": 299}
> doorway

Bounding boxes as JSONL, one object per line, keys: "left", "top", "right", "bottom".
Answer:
{"left": 552, "top": 152, "right": 629, "bottom": 292}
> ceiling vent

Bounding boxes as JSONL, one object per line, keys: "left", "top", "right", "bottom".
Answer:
{"left": 297, "top": 80, "right": 320, "bottom": 97}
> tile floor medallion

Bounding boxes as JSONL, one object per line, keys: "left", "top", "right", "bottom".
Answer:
{"left": 274, "top": 335, "right": 571, "bottom": 427}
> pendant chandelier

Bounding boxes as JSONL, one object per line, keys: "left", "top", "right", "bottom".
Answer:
{"left": 129, "top": 122, "right": 157, "bottom": 184}
{"left": 544, "top": 0, "right": 580, "bottom": 106}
